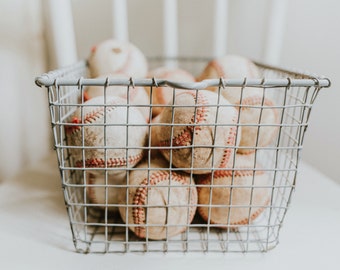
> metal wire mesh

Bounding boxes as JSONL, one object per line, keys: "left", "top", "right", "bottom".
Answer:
{"left": 35, "top": 58, "right": 330, "bottom": 253}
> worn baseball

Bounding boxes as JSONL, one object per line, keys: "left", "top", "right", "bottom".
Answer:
{"left": 196, "top": 153, "right": 271, "bottom": 229}
{"left": 118, "top": 157, "right": 198, "bottom": 240}
{"left": 236, "top": 94, "right": 279, "bottom": 154}
{"left": 197, "top": 54, "right": 262, "bottom": 104}
{"left": 145, "top": 66, "right": 196, "bottom": 117}
{"left": 84, "top": 73, "right": 151, "bottom": 122}
{"left": 88, "top": 39, "right": 148, "bottom": 78}
{"left": 66, "top": 96, "right": 148, "bottom": 169}
{"left": 86, "top": 171, "right": 126, "bottom": 212}
{"left": 151, "top": 90, "right": 241, "bottom": 174}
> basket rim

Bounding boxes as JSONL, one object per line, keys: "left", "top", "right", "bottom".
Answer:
{"left": 35, "top": 58, "right": 331, "bottom": 89}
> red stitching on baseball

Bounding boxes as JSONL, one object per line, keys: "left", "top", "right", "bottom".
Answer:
{"left": 197, "top": 167, "right": 268, "bottom": 226}
{"left": 158, "top": 91, "right": 208, "bottom": 148}
{"left": 132, "top": 171, "right": 195, "bottom": 238}
{"left": 197, "top": 194, "right": 269, "bottom": 227}
{"left": 229, "top": 200, "right": 269, "bottom": 226}
{"left": 65, "top": 117, "right": 82, "bottom": 133}
{"left": 218, "top": 110, "right": 239, "bottom": 168}
{"left": 75, "top": 152, "right": 143, "bottom": 168}
{"left": 66, "top": 98, "right": 122, "bottom": 135}
{"left": 197, "top": 167, "right": 265, "bottom": 186}
{"left": 215, "top": 167, "right": 265, "bottom": 179}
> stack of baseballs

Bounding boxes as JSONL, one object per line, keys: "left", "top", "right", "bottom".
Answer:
{"left": 65, "top": 38, "right": 279, "bottom": 240}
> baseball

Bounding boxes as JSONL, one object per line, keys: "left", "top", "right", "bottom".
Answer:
{"left": 83, "top": 73, "right": 151, "bottom": 122}
{"left": 86, "top": 171, "right": 126, "bottom": 212}
{"left": 66, "top": 96, "right": 148, "bottom": 169}
{"left": 196, "top": 153, "right": 271, "bottom": 229}
{"left": 197, "top": 54, "right": 262, "bottom": 104}
{"left": 88, "top": 39, "right": 148, "bottom": 78}
{"left": 145, "top": 66, "right": 196, "bottom": 117}
{"left": 118, "top": 157, "right": 198, "bottom": 240}
{"left": 151, "top": 90, "right": 241, "bottom": 174}
{"left": 236, "top": 94, "right": 279, "bottom": 154}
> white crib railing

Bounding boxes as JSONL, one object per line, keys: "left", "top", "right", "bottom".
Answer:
{"left": 45, "top": 0, "right": 287, "bottom": 68}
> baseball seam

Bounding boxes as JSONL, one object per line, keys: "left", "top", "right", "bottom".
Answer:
{"left": 132, "top": 171, "right": 195, "bottom": 238}
{"left": 66, "top": 99, "right": 120, "bottom": 135}
{"left": 67, "top": 99, "right": 144, "bottom": 168}
{"left": 199, "top": 199, "right": 270, "bottom": 227}
{"left": 158, "top": 91, "right": 208, "bottom": 148}
{"left": 197, "top": 168, "right": 265, "bottom": 186}
{"left": 75, "top": 152, "right": 143, "bottom": 168}
{"left": 197, "top": 169, "right": 268, "bottom": 226}
{"left": 217, "top": 111, "right": 239, "bottom": 169}
{"left": 158, "top": 91, "right": 239, "bottom": 169}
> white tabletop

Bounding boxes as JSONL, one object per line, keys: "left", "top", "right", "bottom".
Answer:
{"left": 1, "top": 152, "right": 339, "bottom": 270}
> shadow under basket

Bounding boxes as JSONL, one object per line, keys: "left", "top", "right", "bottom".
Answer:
{"left": 35, "top": 57, "right": 330, "bottom": 253}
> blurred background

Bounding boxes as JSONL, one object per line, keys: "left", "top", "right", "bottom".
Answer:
{"left": 0, "top": 0, "right": 339, "bottom": 183}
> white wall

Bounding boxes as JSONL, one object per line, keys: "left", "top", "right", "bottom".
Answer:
{"left": 0, "top": 0, "right": 50, "bottom": 181}
{"left": 280, "top": 0, "right": 340, "bottom": 183}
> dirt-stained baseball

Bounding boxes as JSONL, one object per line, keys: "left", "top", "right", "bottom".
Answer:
{"left": 145, "top": 66, "right": 196, "bottom": 117}
{"left": 236, "top": 94, "right": 279, "bottom": 154}
{"left": 197, "top": 54, "right": 262, "bottom": 104}
{"left": 83, "top": 73, "right": 151, "bottom": 122}
{"left": 88, "top": 39, "right": 148, "bottom": 78}
{"left": 86, "top": 171, "right": 126, "bottom": 212}
{"left": 196, "top": 153, "right": 271, "bottom": 229}
{"left": 151, "top": 90, "right": 241, "bottom": 174}
{"left": 197, "top": 55, "right": 278, "bottom": 153}
{"left": 118, "top": 157, "right": 198, "bottom": 240}
{"left": 66, "top": 96, "right": 148, "bottom": 169}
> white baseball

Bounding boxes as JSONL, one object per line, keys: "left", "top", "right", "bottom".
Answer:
{"left": 197, "top": 54, "right": 262, "bottom": 104}
{"left": 151, "top": 90, "right": 241, "bottom": 174}
{"left": 84, "top": 73, "right": 151, "bottom": 122}
{"left": 145, "top": 66, "right": 196, "bottom": 117}
{"left": 86, "top": 171, "right": 126, "bottom": 212}
{"left": 118, "top": 157, "right": 198, "bottom": 240}
{"left": 88, "top": 39, "right": 148, "bottom": 78}
{"left": 196, "top": 153, "right": 271, "bottom": 229}
{"left": 66, "top": 96, "right": 148, "bottom": 169}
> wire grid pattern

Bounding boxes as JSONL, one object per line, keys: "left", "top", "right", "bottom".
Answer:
{"left": 36, "top": 58, "right": 330, "bottom": 253}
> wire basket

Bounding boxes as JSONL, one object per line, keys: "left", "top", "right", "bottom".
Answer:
{"left": 35, "top": 57, "right": 330, "bottom": 253}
